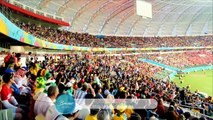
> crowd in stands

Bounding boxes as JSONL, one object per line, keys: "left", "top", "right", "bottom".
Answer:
{"left": 11, "top": 19, "right": 213, "bottom": 48}
{"left": 0, "top": 51, "right": 212, "bottom": 120}
{"left": 145, "top": 50, "right": 213, "bottom": 68}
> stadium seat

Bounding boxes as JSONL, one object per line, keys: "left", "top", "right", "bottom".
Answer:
{"left": 0, "top": 109, "right": 13, "bottom": 120}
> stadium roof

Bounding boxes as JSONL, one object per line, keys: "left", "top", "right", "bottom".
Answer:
{"left": 16, "top": 0, "right": 213, "bottom": 37}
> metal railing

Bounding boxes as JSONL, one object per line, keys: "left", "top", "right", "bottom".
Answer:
{"left": 8, "top": 0, "right": 64, "bottom": 21}
{"left": 0, "top": 1, "right": 12, "bottom": 20}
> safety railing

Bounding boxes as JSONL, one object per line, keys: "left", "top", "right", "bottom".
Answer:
{"left": 6, "top": 0, "right": 64, "bottom": 21}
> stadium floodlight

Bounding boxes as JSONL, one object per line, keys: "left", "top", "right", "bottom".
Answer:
{"left": 136, "top": 0, "right": 152, "bottom": 18}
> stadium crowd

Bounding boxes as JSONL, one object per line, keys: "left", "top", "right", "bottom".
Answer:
{"left": 0, "top": 51, "right": 212, "bottom": 120}
{"left": 144, "top": 50, "right": 213, "bottom": 68}
{"left": 12, "top": 19, "right": 213, "bottom": 48}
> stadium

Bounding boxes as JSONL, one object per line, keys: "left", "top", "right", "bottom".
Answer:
{"left": 0, "top": 0, "right": 212, "bottom": 120}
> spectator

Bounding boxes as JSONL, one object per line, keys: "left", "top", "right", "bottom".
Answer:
{"left": 78, "top": 93, "right": 94, "bottom": 120}
{"left": 26, "top": 52, "right": 32, "bottom": 68}
{"left": 85, "top": 108, "right": 100, "bottom": 120}
{"left": 164, "top": 106, "right": 179, "bottom": 120}
{"left": 95, "top": 85, "right": 104, "bottom": 99}
{"left": 0, "top": 48, "right": 212, "bottom": 120}
{"left": 10, "top": 18, "right": 213, "bottom": 48}
{"left": 34, "top": 85, "right": 59, "bottom": 117}
{"left": 156, "top": 98, "right": 166, "bottom": 118}
{"left": 45, "top": 86, "right": 78, "bottom": 120}
{"left": 113, "top": 103, "right": 127, "bottom": 120}
{"left": 14, "top": 67, "right": 31, "bottom": 95}
{"left": 1, "top": 68, "right": 23, "bottom": 120}
{"left": 74, "top": 83, "right": 88, "bottom": 106}
{"left": 130, "top": 113, "right": 141, "bottom": 120}
{"left": 97, "top": 109, "right": 111, "bottom": 120}
{"left": 183, "top": 112, "right": 191, "bottom": 120}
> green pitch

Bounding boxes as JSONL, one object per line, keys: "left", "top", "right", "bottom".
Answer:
{"left": 173, "top": 70, "right": 213, "bottom": 97}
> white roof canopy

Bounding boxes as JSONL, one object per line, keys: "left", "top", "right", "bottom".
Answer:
{"left": 16, "top": 0, "right": 213, "bottom": 37}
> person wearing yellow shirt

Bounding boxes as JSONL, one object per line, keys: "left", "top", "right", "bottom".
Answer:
{"left": 30, "top": 63, "right": 39, "bottom": 76}
{"left": 16, "top": 58, "right": 22, "bottom": 68}
{"left": 125, "top": 96, "right": 135, "bottom": 118}
{"left": 85, "top": 109, "right": 100, "bottom": 120}
{"left": 125, "top": 105, "right": 134, "bottom": 119}
{"left": 113, "top": 103, "right": 127, "bottom": 120}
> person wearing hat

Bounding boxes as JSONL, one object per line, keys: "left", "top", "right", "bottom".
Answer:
{"left": 34, "top": 69, "right": 56, "bottom": 94}
{"left": 1, "top": 68, "right": 24, "bottom": 120}
{"left": 113, "top": 103, "right": 128, "bottom": 120}
{"left": 14, "top": 67, "right": 31, "bottom": 95}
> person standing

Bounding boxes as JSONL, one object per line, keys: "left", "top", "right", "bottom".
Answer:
{"left": 26, "top": 52, "right": 32, "bottom": 68}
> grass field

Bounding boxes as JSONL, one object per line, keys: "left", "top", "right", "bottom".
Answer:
{"left": 173, "top": 70, "right": 213, "bottom": 97}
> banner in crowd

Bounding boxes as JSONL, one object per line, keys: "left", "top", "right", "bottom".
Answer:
{"left": 0, "top": 12, "right": 212, "bottom": 51}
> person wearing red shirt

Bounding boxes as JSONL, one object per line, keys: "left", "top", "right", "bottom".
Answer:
{"left": 156, "top": 99, "right": 166, "bottom": 119}
{"left": 1, "top": 69, "right": 23, "bottom": 120}
{"left": 4, "top": 52, "right": 12, "bottom": 63}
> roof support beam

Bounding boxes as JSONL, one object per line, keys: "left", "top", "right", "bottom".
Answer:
{"left": 129, "top": 1, "right": 164, "bottom": 36}
{"left": 67, "top": 1, "right": 94, "bottom": 31}
{"left": 37, "top": 0, "right": 51, "bottom": 9}
{"left": 83, "top": 1, "right": 112, "bottom": 32}
{"left": 113, "top": 8, "right": 134, "bottom": 35}
{"left": 99, "top": 0, "right": 133, "bottom": 34}
{"left": 202, "top": 22, "right": 208, "bottom": 34}
{"left": 173, "top": 2, "right": 199, "bottom": 25}
{"left": 56, "top": 0, "right": 75, "bottom": 15}
{"left": 186, "top": 24, "right": 192, "bottom": 36}
{"left": 157, "top": 26, "right": 163, "bottom": 36}
{"left": 128, "top": 17, "right": 141, "bottom": 35}
{"left": 169, "top": 2, "right": 198, "bottom": 36}
{"left": 185, "top": 7, "right": 210, "bottom": 35}
{"left": 171, "top": 25, "right": 177, "bottom": 36}
{"left": 201, "top": 15, "right": 211, "bottom": 34}
{"left": 143, "top": 28, "right": 148, "bottom": 37}
{"left": 159, "top": 0, "right": 187, "bottom": 24}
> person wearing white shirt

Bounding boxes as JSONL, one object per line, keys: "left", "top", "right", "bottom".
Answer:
{"left": 77, "top": 94, "right": 94, "bottom": 120}
{"left": 14, "top": 67, "right": 31, "bottom": 94}
{"left": 26, "top": 52, "right": 32, "bottom": 68}
{"left": 34, "top": 86, "right": 58, "bottom": 116}
{"left": 45, "top": 86, "right": 79, "bottom": 120}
